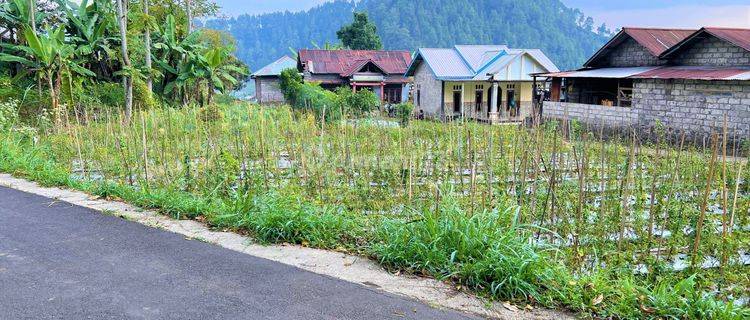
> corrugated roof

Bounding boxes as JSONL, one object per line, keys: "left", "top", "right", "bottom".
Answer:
{"left": 251, "top": 56, "right": 297, "bottom": 77}
{"left": 539, "top": 66, "right": 750, "bottom": 81}
{"left": 705, "top": 28, "right": 750, "bottom": 52}
{"left": 538, "top": 67, "right": 661, "bottom": 79}
{"left": 454, "top": 45, "right": 509, "bottom": 71}
{"left": 632, "top": 66, "right": 750, "bottom": 80}
{"left": 661, "top": 27, "right": 750, "bottom": 58}
{"left": 584, "top": 28, "right": 696, "bottom": 67}
{"left": 624, "top": 28, "right": 697, "bottom": 56}
{"left": 405, "top": 46, "right": 558, "bottom": 80}
{"left": 298, "top": 49, "right": 412, "bottom": 76}
{"left": 411, "top": 48, "right": 474, "bottom": 79}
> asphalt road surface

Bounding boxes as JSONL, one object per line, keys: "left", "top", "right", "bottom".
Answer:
{"left": 0, "top": 186, "right": 477, "bottom": 320}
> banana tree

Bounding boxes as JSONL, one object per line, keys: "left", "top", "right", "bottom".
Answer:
{"left": 0, "top": 26, "right": 94, "bottom": 127}
{"left": 0, "top": 0, "right": 44, "bottom": 45}
{"left": 196, "top": 46, "right": 246, "bottom": 105}
{"left": 152, "top": 14, "right": 203, "bottom": 103}
{"left": 58, "top": 0, "right": 117, "bottom": 80}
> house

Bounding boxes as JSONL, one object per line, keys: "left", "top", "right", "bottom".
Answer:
{"left": 251, "top": 55, "right": 297, "bottom": 105}
{"left": 297, "top": 49, "right": 412, "bottom": 104}
{"left": 404, "top": 45, "right": 559, "bottom": 123}
{"left": 540, "top": 27, "right": 750, "bottom": 143}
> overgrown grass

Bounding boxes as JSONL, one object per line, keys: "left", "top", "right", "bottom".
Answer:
{"left": 1, "top": 101, "right": 748, "bottom": 319}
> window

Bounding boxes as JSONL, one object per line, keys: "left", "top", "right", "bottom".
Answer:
{"left": 416, "top": 90, "right": 421, "bottom": 106}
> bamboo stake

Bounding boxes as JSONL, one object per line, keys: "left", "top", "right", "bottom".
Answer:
{"left": 692, "top": 133, "right": 719, "bottom": 270}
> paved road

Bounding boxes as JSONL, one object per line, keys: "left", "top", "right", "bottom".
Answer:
{"left": 0, "top": 186, "right": 476, "bottom": 320}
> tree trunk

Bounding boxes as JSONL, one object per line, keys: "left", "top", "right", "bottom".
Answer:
{"left": 185, "top": 0, "right": 193, "bottom": 33}
{"left": 47, "top": 72, "right": 60, "bottom": 129}
{"left": 115, "top": 0, "right": 133, "bottom": 124}
{"left": 29, "top": 0, "right": 36, "bottom": 33}
{"left": 143, "top": 0, "right": 153, "bottom": 93}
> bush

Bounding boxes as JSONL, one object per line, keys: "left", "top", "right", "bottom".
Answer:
{"left": 279, "top": 68, "right": 303, "bottom": 105}
{"left": 394, "top": 102, "right": 414, "bottom": 127}
{"left": 0, "top": 99, "right": 19, "bottom": 131}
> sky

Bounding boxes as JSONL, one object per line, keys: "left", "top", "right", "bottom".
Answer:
{"left": 212, "top": 0, "right": 750, "bottom": 29}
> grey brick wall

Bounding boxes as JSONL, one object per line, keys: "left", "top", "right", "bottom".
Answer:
{"left": 412, "top": 62, "right": 443, "bottom": 118}
{"left": 544, "top": 79, "right": 750, "bottom": 143}
{"left": 633, "top": 79, "right": 750, "bottom": 138}
{"left": 543, "top": 101, "right": 639, "bottom": 127}
{"left": 670, "top": 36, "right": 750, "bottom": 66}
{"left": 604, "top": 37, "right": 662, "bottom": 67}
{"left": 256, "top": 77, "right": 285, "bottom": 104}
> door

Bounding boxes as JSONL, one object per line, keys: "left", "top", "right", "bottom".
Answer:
{"left": 506, "top": 90, "right": 516, "bottom": 117}
{"left": 475, "top": 90, "right": 483, "bottom": 113}
{"left": 453, "top": 91, "right": 462, "bottom": 114}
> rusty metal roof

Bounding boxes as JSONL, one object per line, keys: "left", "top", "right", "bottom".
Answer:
{"left": 538, "top": 66, "right": 750, "bottom": 81}
{"left": 624, "top": 28, "right": 697, "bottom": 56}
{"left": 632, "top": 66, "right": 750, "bottom": 80}
{"left": 661, "top": 27, "right": 750, "bottom": 58}
{"left": 298, "top": 50, "right": 412, "bottom": 76}
{"left": 584, "top": 28, "right": 696, "bottom": 67}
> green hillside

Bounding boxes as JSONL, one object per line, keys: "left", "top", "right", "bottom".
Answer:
{"left": 203, "top": 0, "right": 611, "bottom": 71}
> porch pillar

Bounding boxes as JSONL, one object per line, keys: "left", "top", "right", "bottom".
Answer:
{"left": 489, "top": 82, "right": 499, "bottom": 124}
{"left": 352, "top": 84, "right": 357, "bottom": 93}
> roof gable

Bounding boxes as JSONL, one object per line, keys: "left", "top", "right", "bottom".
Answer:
{"left": 298, "top": 50, "right": 412, "bottom": 76}
{"left": 661, "top": 27, "right": 750, "bottom": 59}
{"left": 584, "top": 28, "right": 696, "bottom": 67}
{"left": 251, "top": 56, "right": 297, "bottom": 77}
{"left": 405, "top": 46, "right": 558, "bottom": 81}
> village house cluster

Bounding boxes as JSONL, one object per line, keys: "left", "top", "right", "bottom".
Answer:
{"left": 252, "top": 26, "right": 750, "bottom": 140}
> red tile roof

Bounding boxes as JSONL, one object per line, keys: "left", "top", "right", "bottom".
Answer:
{"left": 622, "top": 27, "right": 697, "bottom": 56}
{"left": 298, "top": 50, "right": 412, "bottom": 76}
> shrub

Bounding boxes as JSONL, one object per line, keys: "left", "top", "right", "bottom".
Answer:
{"left": 394, "top": 102, "right": 414, "bottom": 127}
{"left": 0, "top": 99, "right": 19, "bottom": 131}
{"left": 279, "top": 68, "right": 303, "bottom": 105}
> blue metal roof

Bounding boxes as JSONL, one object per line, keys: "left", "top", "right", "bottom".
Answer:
{"left": 405, "top": 45, "right": 559, "bottom": 81}
{"left": 251, "top": 56, "right": 297, "bottom": 77}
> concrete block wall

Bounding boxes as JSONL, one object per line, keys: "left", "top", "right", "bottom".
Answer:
{"left": 604, "top": 37, "right": 662, "bottom": 67}
{"left": 544, "top": 79, "right": 750, "bottom": 144}
{"left": 412, "top": 63, "right": 443, "bottom": 118}
{"left": 671, "top": 36, "right": 750, "bottom": 66}
{"left": 633, "top": 79, "right": 750, "bottom": 138}
{"left": 543, "top": 101, "right": 639, "bottom": 127}
{"left": 256, "top": 77, "right": 285, "bottom": 104}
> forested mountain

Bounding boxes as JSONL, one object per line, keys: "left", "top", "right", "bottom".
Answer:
{"left": 202, "top": 0, "right": 612, "bottom": 71}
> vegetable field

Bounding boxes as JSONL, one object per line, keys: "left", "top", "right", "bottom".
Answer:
{"left": 2, "top": 102, "right": 748, "bottom": 318}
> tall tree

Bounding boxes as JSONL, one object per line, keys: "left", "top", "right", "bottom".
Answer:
{"left": 115, "top": 0, "right": 133, "bottom": 124}
{"left": 144, "top": 0, "right": 153, "bottom": 92}
{"left": 185, "top": 0, "right": 192, "bottom": 32}
{"left": 336, "top": 12, "right": 382, "bottom": 50}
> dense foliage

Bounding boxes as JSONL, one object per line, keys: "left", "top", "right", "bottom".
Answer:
{"left": 0, "top": 0, "right": 247, "bottom": 123}
{"left": 336, "top": 12, "right": 382, "bottom": 50}
{"left": 202, "top": 0, "right": 611, "bottom": 70}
